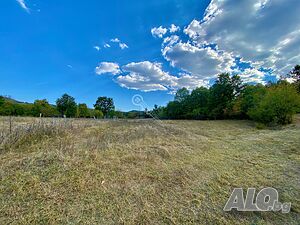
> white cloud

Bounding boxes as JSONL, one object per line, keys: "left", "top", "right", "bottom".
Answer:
{"left": 175, "top": 74, "right": 209, "bottom": 90}
{"left": 99, "top": 0, "right": 300, "bottom": 92}
{"left": 285, "top": 77, "right": 297, "bottom": 84}
{"left": 163, "top": 35, "right": 180, "bottom": 46}
{"left": 162, "top": 42, "right": 235, "bottom": 79}
{"left": 111, "top": 38, "right": 120, "bottom": 43}
{"left": 237, "top": 68, "right": 267, "bottom": 84}
{"left": 119, "top": 43, "right": 129, "bottom": 50}
{"left": 109, "top": 38, "right": 129, "bottom": 50}
{"left": 169, "top": 24, "right": 180, "bottom": 33}
{"left": 117, "top": 61, "right": 175, "bottom": 91}
{"left": 151, "top": 26, "right": 168, "bottom": 38}
{"left": 104, "top": 43, "right": 111, "bottom": 48}
{"left": 116, "top": 61, "right": 204, "bottom": 92}
{"left": 184, "top": 20, "right": 204, "bottom": 39}
{"left": 184, "top": 0, "right": 300, "bottom": 76}
{"left": 94, "top": 46, "right": 100, "bottom": 51}
{"left": 16, "top": 0, "right": 30, "bottom": 13}
{"left": 95, "top": 62, "right": 121, "bottom": 75}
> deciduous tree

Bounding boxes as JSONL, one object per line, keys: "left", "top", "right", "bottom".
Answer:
{"left": 56, "top": 94, "right": 77, "bottom": 117}
{"left": 94, "top": 97, "right": 115, "bottom": 118}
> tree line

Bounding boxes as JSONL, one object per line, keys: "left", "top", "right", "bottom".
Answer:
{"left": 0, "top": 95, "right": 117, "bottom": 119}
{"left": 1, "top": 65, "right": 300, "bottom": 126}
{"left": 151, "top": 65, "right": 300, "bottom": 126}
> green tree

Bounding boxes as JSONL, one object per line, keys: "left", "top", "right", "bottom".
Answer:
{"left": 186, "top": 87, "right": 210, "bottom": 119}
{"left": 127, "top": 111, "right": 140, "bottom": 119}
{"left": 14, "top": 104, "right": 26, "bottom": 116}
{"left": 0, "top": 96, "right": 4, "bottom": 107}
{"left": 33, "top": 99, "right": 56, "bottom": 117}
{"left": 175, "top": 88, "right": 190, "bottom": 102}
{"left": 94, "top": 97, "right": 115, "bottom": 118}
{"left": 288, "top": 65, "right": 300, "bottom": 93}
{"left": 166, "top": 101, "right": 184, "bottom": 119}
{"left": 152, "top": 105, "right": 167, "bottom": 119}
{"left": 21, "top": 104, "right": 33, "bottom": 116}
{"left": 209, "top": 73, "right": 243, "bottom": 119}
{"left": 77, "top": 103, "right": 90, "bottom": 118}
{"left": 114, "top": 110, "right": 125, "bottom": 119}
{"left": 249, "top": 84, "right": 300, "bottom": 125}
{"left": 56, "top": 94, "right": 77, "bottom": 117}
{"left": 90, "top": 109, "right": 104, "bottom": 119}
{"left": 239, "top": 84, "right": 267, "bottom": 118}
{"left": 0, "top": 101, "right": 15, "bottom": 116}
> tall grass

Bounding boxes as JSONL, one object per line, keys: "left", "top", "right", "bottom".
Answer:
{"left": 0, "top": 117, "right": 299, "bottom": 224}
{"left": 0, "top": 118, "right": 75, "bottom": 152}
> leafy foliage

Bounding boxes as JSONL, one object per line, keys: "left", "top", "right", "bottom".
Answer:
{"left": 77, "top": 103, "right": 90, "bottom": 118}
{"left": 288, "top": 65, "right": 300, "bottom": 93}
{"left": 239, "top": 84, "right": 267, "bottom": 118}
{"left": 248, "top": 84, "right": 300, "bottom": 125}
{"left": 56, "top": 94, "right": 77, "bottom": 117}
{"left": 94, "top": 97, "right": 115, "bottom": 118}
{"left": 33, "top": 99, "right": 58, "bottom": 117}
{"left": 91, "top": 109, "right": 104, "bottom": 119}
{"left": 175, "top": 88, "right": 189, "bottom": 102}
{"left": 208, "top": 73, "right": 244, "bottom": 119}
{"left": 151, "top": 68, "right": 300, "bottom": 126}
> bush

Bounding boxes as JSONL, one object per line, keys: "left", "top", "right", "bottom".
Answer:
{"left": 92, "top": 109, "right": 104, "bottom": 119}
{"left": 248, "top": 85, "right": 300, "bottom": 125}
{"left": 239, "top": 84, "right": 267, "bottom": 118}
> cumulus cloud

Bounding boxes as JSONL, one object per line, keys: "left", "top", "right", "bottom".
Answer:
{"left": 151, "top": 26, "right": 168, "bottom": 38}
{"left": 169, "top": 24, "right": 180, "bottom": 33}
{"left": 116, "top": 61, "right": 202, "bottom": 92}
{"left": 184, "top": 20, "right": 204, "bottom": 39}
{"left": 162, "top": 42, "right": 235, "bottom": 79}
{"left": 95, "top": 62, "right": 121, "bottom": 75}
{"left": 97, "top": 0, "right": 300, "bottom": 92}
{"left": 175, "top": 74, "right": 209, "bottom": 90}
{"left": 104, "top": 43, "right": 111, "bottom": 48}
{"left": 16, "top": 0, "right": 30, "bottom": 13}
{"left": 163, "top": 35, "right": 180, "bottom": 46}
{"left": 184, "top": 0, "right": 300, "bottom": 76}
{"left": 237, "top": 68, "right": 268, "bottom": 84}
{"left": 117, "top": 61, "right": 175, "bottom": 91}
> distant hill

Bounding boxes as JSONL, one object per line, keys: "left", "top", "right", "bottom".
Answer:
{"left": 0, "top": 95, "right": 146, "bottom": 114}
{"left": 0, "top": 96, "right": 141, "bottom": 113}
{"left": 1, "top": 96, "right": 31, "bottom": 105}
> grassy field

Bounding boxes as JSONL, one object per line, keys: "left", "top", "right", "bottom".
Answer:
{"left": 0, "top": 116, "right": 299, "bottom": 224}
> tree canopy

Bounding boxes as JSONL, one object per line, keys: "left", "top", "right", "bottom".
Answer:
{"left": 56, "top": 94, "right": 77, "bottom": 118}
{"left": 94, "top": 97, "right": 115, "bottom": 117}
{"left": 149, "top": 69, "right": 300, "bottom": 126}
{"left": 288, "top": 65, "right": 300, "bottom": 93}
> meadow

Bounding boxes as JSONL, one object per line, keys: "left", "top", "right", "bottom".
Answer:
{"left": 0, "top": 116, "right": 299, "bottom": 224}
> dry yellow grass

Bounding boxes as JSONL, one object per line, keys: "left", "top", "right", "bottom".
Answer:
{"left": 0, "top": 116, "right": 299, "bottom": 224}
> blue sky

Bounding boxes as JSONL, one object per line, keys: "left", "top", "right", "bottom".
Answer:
{"left": 1, "top": 0, "right": 300, "bottom": 111}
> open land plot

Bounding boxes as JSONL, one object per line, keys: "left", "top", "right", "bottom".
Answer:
{"left": 0, "top": 116, "right": 300, "bottom": 224}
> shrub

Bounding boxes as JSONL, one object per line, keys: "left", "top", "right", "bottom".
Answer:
{"left": 248, "top": 85, "right": 300, "bottom": 125}
{"left": 239, "top": 84, "right": 267, "bottom": 118}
